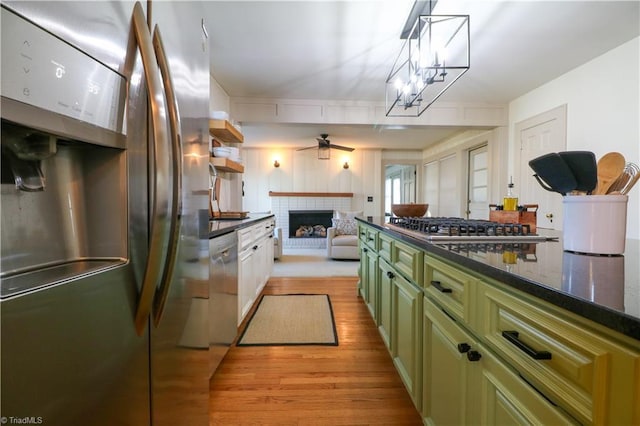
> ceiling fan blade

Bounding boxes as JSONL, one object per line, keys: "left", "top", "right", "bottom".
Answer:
{"left": 330, "top": 144, "right": 355, "bottom": 152}
{"left": 296, "top": 145, "right": 318, "bottom": 151}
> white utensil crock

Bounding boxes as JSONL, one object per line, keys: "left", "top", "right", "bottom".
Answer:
{"left": 562, "top": 194, "right": 628, "bottom": 255}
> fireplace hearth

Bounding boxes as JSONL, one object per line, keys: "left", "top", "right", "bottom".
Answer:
{"left": 288, "top": 210, "right": 333, "bottom": 238}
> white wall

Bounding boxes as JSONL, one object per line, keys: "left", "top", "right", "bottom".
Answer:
{"left": 209, "top": 75, "right": 230, "bottom": 114}
{"left": 241, "top": 148, "right": 383, "bottom": 218}
{"left": 509, "top": 37, "right": 640, "bottom": 238}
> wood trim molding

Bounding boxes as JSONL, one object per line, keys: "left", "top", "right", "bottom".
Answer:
{"left": 269, "top": 191, "right": 353, "bottom": 198}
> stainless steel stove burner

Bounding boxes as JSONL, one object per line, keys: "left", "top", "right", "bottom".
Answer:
{"left": 386, "top": 217, "right": 553, "bottom": 242}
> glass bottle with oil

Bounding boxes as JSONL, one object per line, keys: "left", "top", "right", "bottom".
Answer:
{"left": 503, "top": 177, "right": 518, "bottom": 211}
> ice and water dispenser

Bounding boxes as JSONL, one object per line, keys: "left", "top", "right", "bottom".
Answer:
{"left": 1, "top": 5, "right": 129, "bottom": 298}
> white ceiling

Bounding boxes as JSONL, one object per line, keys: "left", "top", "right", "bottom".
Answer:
{"left": 204, "top": 1, "right": 640, "bottom": 150}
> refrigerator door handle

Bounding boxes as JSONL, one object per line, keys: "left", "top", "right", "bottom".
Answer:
{"left": 151, "top": 25, "right": 183, "bottom": 327}
{"left": 132, "top": 2, "right": 173, "bottom": 336}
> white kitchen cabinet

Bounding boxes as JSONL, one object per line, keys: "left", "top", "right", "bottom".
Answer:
{"left": 238, "top": 242, "right": 256, "bottom": 324}
{"left": 237, "top": 218, "right": 275, "bottom": 325}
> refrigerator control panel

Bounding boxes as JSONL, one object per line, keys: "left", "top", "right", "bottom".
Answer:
{"left": 1, "top": 5, "right": 126, "bottom": 134}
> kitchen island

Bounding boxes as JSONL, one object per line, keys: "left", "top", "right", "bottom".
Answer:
{"left": 357, "top": 217, "right": 640, "bottom": 339}
{"left": 356, "top": 216, "right": 639, "bottom": 426}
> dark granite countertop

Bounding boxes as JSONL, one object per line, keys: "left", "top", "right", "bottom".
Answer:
{"left": 208, "top": 213, "right": 274, "bottom": 239}
{"left": 357, "top": 217, "right": 640, "bottom": 342}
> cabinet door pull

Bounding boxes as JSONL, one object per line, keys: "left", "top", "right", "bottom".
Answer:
{"left": 431, "top": 280, "right": 452, "bottom": 293}
{"left": 502, "top": 330, "right": 552, "bottom": 360}
{"left": 457, "top": 343, "right": 470, "bottom": 353}
{"left": 363, "top": 248, "right": 369, "bottom": 253}
{"left": 367, "top": 237, "right": 375, "bottom": 241}
{"left": 467, "top": 350, "right": 482, "bottom": 362}
{"left": 386, "top": 271, "right": 395, "bottom": 279}
{"left": 252, "top": 245, "right": 258, "bottom": 251}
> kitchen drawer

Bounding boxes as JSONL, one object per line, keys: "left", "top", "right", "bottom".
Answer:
{"left": 363, "top": 226, "right": 378, "bottom": 250}
{"left": 358, "top": 224, "right": 367, "bottom": 242}
{"left": 237, "top": 223, "right": 259, "bottom": 251}
{"left": 378, "top": 232, "right": 393, "bottom": 263}
{"left": 391, "top": 239, "right": 423, "bottom": 284}
{"left": 476, "top": 280, "right": 640, "bottom": 425}
{"left": 258, "top": 219, "right": 275, "bottom": 238}
{"left": 423, "top": 254, "right": 476, "bottom": 325}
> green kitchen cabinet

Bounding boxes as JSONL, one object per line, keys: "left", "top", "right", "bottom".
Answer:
{"left": 377, "top": 258, "right": 394, "bottom": 350}
{"left": 359, "top": 223, "right": 378, "bottom": 251}
{"left": 357, "top": 244, "right": 367, "bottom": 299}
{"left": 391, "top": 265, "right": 423, "bottom": 410}
{"left": 358, "top": 223, "right": 377, "bottom": 298}
{"left": 423, "top": 296, "right": 479, "bottom": 426}
{"left": 423, "top": 296, "right": 579, "bottom": 425}
{"left": 391, "top": 239, "right": 423, "bottom": 284}
{"left": 361, "top": 245, "right": 378, "bottom": 320}
{"left": 378, "top": 232, "right": 393, "bottom": 263}
{"left": 357, "top": 221, "right": 640, "bottom": 424}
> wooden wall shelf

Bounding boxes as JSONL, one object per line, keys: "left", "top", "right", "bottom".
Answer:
{"left": 210, "top": 157, "right": 244, "bottom": 173}
{"left": 268, "top": 191, "right": 353, "bottom": 198}
{"left": 209, "top": 119, "right": 244, "bottom": 144}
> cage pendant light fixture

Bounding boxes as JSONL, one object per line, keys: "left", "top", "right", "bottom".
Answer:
{"left": 385, "top": 3, "right": 470, "bottom": 117}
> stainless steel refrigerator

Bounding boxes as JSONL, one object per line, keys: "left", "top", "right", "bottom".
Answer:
{"left": 0, "top": 1, "right": 210, "bottom": 424}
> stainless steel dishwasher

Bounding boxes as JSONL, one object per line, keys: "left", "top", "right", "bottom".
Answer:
{"left": 209, "top": 230, "right": 238, "bottom": 377}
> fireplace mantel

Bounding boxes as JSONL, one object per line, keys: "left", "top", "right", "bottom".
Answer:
{"left": 269, "top": 191, "right": 353, "bottom": 198}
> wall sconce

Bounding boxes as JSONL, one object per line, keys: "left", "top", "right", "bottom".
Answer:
{"left": 273, "top": 159, "right": 280, "bottom": 168}
{"left": 343, "top": 161, "right": 349, "bottom": 169}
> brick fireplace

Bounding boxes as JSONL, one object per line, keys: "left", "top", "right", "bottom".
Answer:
{"left": 270, "top": 192, "right": 353, "bottom": 249}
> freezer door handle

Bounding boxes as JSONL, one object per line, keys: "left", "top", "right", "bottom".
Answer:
{"left": 132, "top": 2, "right": 173, "bottom": 336}
{"left": 151, "top": 25, "right": 183, "bottom": 327}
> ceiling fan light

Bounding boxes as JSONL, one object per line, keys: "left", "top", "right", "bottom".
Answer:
{"left": 318, "top": 147, "right": 330, "bottom": 160}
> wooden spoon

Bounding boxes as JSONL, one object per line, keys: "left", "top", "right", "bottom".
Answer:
{"left": 594, "top": 152, "right": 625, "bottom": 195}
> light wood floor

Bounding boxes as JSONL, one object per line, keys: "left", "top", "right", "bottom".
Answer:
{"left": 209, "top": 277, "right": 422, "bottom": 425}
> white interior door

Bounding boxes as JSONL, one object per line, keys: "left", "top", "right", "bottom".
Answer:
{"left": 424, "top": 161, "right": 439, "bottom": 216}
{"left": 439, "top": 155, "right": 458, "bottom": 217}
{"left": 467, "top": 145, "right": 489, "bottom": 220}
{"left": 402, "top": 166, "right": 416, "bottom": 203}
{"left": 517, "top": 105, "right": 567, "bottom": 230}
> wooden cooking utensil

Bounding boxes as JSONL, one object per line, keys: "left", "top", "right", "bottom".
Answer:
{"left": 594, "top": 152, "right": 626, "bottom": 195}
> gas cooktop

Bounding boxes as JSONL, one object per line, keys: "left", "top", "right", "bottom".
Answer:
{"left": 385, "top": 217, "right": 555, "bottom": 242}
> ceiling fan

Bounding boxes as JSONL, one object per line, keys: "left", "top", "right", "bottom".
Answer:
{"left": 296, "top": 134, "right": 355, "bottom": 155}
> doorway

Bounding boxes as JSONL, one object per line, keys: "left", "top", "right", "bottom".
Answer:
{"left": 423, "top": 154, "right": 457, "bottom": 217}
{"left": 384, "top": 164, "right": 417, "bottom": 217}
{"left": 516, "top": 105, "right": 567, "bottom": 230}
{"left": 467, "top": 144, "right": 489, "bottom": 219}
